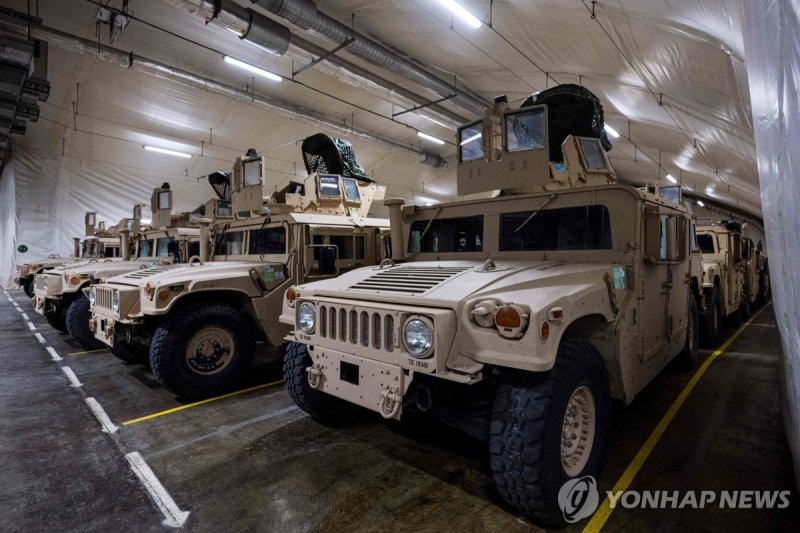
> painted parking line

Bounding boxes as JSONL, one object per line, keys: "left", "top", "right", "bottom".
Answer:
{"left": 85, "top": 397, "right": 118, "bottom": 434}
{"left": 67, "top": 348, "right": 108, "bottom": 356}
{"left": 20, "top": 312, "right": 29, "bottom": 320}
{"left": 35, "top": 332, "right": 46, "bottom": 344}
{"left": 46, "top": 347, "right": 63, "bottom": 361}
{"left": 582, "top": 307, "right": 767, "bottom": 532}
{"left": 125, "top": 452, "right": 190, "bottom": 528}
{"left": 60, "top": 366, "right": 83, "bottom": 388}
{"left": 27, "top": 321, "right": 36, "bottom": 330}
{"left": 122, "top": 380, "right": 285, "bottom": 426}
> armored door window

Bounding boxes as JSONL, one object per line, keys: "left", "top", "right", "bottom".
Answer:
{"left": 328, "top": 235, "right": 354, "bottom": 259}
{"left": 697, "top": 234, "right": 715, "bottom": 253}
{"left": 187, "top": 241, "right": 200, "bottom": 260}
{"left": 355, "top": 235, "right": 365, "bottom": 260}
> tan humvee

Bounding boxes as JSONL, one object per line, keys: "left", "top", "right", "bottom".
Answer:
{"left": 90, "top": 136, "right": 390, "bottom": 397}
{"left": 740, "top": 229, "right": 770, "bottom": 312}
{"left": 13, "top": 211, "right": 114, "bottom": 297}
{"left": 695, "top": 220, "right": 748, "bottom": 346}
{"left": 32, "top": 184, "right": 214, "bottom": 347}
{"left": 279, "top": 86, "right": 699, "bottom": 527}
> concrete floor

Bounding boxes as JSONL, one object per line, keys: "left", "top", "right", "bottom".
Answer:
{"left": 1, "top": 287, "right": 797, "bottom": 532}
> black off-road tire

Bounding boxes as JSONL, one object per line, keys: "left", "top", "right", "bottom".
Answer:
{"left": 111, "top": 342, "right": 147, "bottom": 364}
{"left": 700, "top": 287, "right": 722, "bottom": 348}
{"left": 673, "top": 293, "right": 699, "bottom": 371}
{"left": 65, "top": 295, "right": 105, "bottom": 349}
{"left": 283, "top": 341, "right": 355, "bottom": 424}
{"left": 489, "top": 337, "right": 610, "bottom": 528}
{"left": 727, "top": 299, "right": 742, "bottom": 327}
{"left": 44, "top": 306, "right": 68, "bottom": 333}
{"left": 22, "top": 277, "right": 34, "bottom": 298}
{"left": 150, "top": 304, "right": 255, "bottom": 398}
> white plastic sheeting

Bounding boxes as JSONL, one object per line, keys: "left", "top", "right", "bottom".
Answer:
{"left": 0, "top": 152, "right": 213, "bottom": 287}
{"left": 740, "top": 0, "right": 800, "bottom": 485}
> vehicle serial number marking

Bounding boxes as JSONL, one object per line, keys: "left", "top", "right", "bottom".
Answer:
{"left": 408, "top": 359, "right": 429, "bottom": 369}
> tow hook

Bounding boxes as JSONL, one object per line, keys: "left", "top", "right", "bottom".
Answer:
{"left": 307, "top": 364, "right": 323, "bottom": 389}
{"left": 89, "top": 318, "right": 97, "bottom": 333}
{"left": 379, "top": 386, "right": 403, "bottom": 419}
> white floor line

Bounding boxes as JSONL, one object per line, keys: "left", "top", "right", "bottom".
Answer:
{"left": 125, "top": 452, "right": 190, "bottom": 528}
{"left": 20, "top": 312, "right": 29, "bottom": 319}
{"left": 46, "top": 346, "right": 63, "bottom": 361}
{"left": 61, "top": 366, "right": 82, "bottom": 387}
{"left": 27, "top": 321, "right": 36, "bottom": 331}
{"left": 35, "top": 332, "right": 46, "bottom": 344}
{"left": 85, "top": 398, "right": 118, "bottom": 434}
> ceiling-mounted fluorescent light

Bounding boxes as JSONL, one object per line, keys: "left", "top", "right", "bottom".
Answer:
{"left": 604, "top": 124, "right": 620, "bottom": 138}
{"left": 460, "top": 132, "right": 481, "bottom": 145}
{"left": 143, "top": 145, "right": 192, "bottom": 158}
{"left": 417, "top": 131, "right": 445, "bottom": 145}
{"left": 696, "top": 200, "right": 705, "bottom": 207}
{"left": 437, "top": 0, "right": 482, "bottom": 29}
{"left": 419, "top": 114, "right": 450, "bottom": 128}
{"left": 666, "top": 174, "right": 677, "bottom": 184}
{"left": 223, "top": 56, "right": 282, "bottom": 82}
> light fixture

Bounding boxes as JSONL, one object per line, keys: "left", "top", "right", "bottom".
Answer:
{"left": 666, "top": 174, "right": 677, "bottom": 184}
{"left": 417, "top": 131, "right": 445, "bottom": 145}
{"left": 419, "top": 114, "right": 450, "bottom": 128}
{"left": 696, "top": 200, "right": 705, "bottom": 207}
{"left": 143, "top": 145, "right": 192, "bottom": 158}
{"left": 437, "top": 0, "right": 481, "bottom": 29}
{"left": 223, "top": 56, "right": 282, "bottom": 82}
{"left": 460, "top": 132, "right": 481, "bottom": 145}
{"left": 604, "top": 124, "right": 620, "bottom": 138}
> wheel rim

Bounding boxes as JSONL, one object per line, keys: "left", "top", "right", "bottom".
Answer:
{"left": 561, "top": 385, "right": 596, "bottom": 476}
{"left": 185, "top": 327, "right": 235, "bottom": 375}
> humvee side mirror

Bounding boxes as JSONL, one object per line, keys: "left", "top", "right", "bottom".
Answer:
{"left": 318, "top": 246, "right": 337, "bottom": 276}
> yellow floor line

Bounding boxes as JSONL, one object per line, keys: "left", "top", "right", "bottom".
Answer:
{"left": 582, "top": 307, "right": 767, "bottom": 532}
{"left": 122, "top": 380, "right": 285, "bottom": 426}
{"left": 67, "top": 348, "right": 109, "bottom": 356}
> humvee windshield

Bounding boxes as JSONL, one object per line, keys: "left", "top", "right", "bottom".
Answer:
{"left": 499, "top": 205, "right": 612, "bottom": 251}
{"left": 155, "top": 237, "right": 171, "bottom": 257}
{"left": 409, "top": 216, "right": 484, "bottom": 254}
{"left": 249, "top": 227, "right": 286, "bottom": 255}
{"left": 214, "top": 230, "right": 245, "bottom": 256}
{"left": 82, "top": 240, "right": 99, "bottom": 257}
{"left": 697, "top": 234, "right": 716, "bottom": 254}
{"left": 138, "top": 239, "right": 155, "bottom": 257}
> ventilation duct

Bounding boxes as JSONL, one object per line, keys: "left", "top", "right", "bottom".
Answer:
{"left": 161, "top": 0, "right": 468, "bottom": 126}
{"left": 419, "top": 151, "right": 448, "bottom": 169}
{"left": 30, "top": 24, "right": 427, "bottom": 159}
{"left": 251, "top": 0, "right": 487, "bottom": 117}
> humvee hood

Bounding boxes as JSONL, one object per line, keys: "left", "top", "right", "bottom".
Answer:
{"left": 57, "top": 260, "right": 161, "bottom": 282}
{"left": 104, "top": 261, "right": 262, "bottom": 287}
{"left": 298, "top": 260, "right": 621, "bottom": 306}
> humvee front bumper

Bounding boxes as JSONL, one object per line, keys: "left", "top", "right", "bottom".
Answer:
{"left": 306, "top": 345, "right": 409, "bottom": 420}
{"left": 91, "top": 308, "right": 119, "bottom": 347}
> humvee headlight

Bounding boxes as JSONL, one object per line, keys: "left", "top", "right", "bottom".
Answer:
{"left": 88, "top": 287, "right": 96, "bottom": 306}
{"left": 403, "top": 317, "right": 433, "bottom": 358}
{"left": 111, "top": 290, "right": 120, "bottom": 312}
{"left": 297, "top": 302, "right": 316, "bottom": 333}
{"left": 495, "top": 304, "right": 530, "bottom": 339}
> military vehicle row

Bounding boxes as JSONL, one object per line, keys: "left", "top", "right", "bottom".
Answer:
{"left": 696, "top": 219, "right": 770, "bottom": 346}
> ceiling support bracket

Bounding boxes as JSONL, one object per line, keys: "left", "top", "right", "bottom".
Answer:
{"left": 292, "top": 37, "right": 355, "bottom": 78}
{"left": 392, "top": 94, "right": 457, "bottom": 118}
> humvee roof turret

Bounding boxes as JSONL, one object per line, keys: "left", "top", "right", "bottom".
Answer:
{"left": 279, "top": 85, "right": 699, "bottom": 527}
{"left": 89, "top": 134, "right": 390, "bottom": 397}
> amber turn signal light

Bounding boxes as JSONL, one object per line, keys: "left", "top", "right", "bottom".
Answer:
{"left": 495, "top": 306, "right": 522, "bottom": 328}
{"left": 286, "top": 286, "right": 297, "bottom": 302}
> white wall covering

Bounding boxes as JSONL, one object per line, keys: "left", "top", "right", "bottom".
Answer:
{"left": 0, "top": 152, "right": 212, "bottom": 287}
{"left": 740, "top": 0, "right": 800, "bottom": 485}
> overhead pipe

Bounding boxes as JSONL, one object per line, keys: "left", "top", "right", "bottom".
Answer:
{"left": 251, "top": 0, "right": 488, "bottom": 116}
{"left": 160, "top": 0, "right": 468, "bottom": 126}
{"left": 30, "top": 23, "right": 446, "bottom": 164}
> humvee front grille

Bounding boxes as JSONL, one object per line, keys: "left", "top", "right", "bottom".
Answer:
{"left": 349, "top": 266, "right": 470, "bottom": 295}
{"left": 94, "top": 287, "right": 115, "bottom": 313}
{"left": 318, "top": 304, "right": 396, "bottom": 353}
